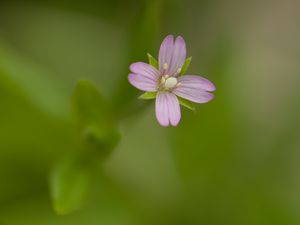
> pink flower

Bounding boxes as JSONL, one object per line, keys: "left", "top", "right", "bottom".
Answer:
{"left": 128, "top": 35, "right": 215, "bottom": 127}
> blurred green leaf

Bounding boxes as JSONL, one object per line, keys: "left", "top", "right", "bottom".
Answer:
{"left": 178, "top": 97, "right": 195, "bottom": 111}
{"left": 50, "top": 159, "right": 93, "bottom": 215}
{"left": 71, "top": 80, "right": 120, "bottom": 157}
{"left": 178, "top": 57, "right": 192, "bottom": 76}
{"left": 72, "top": 80, "right": 108, "bottom": 125}
{"left": 82, "top": 125, "right": 120, "bottom": 157}
{"left": 54, "top": 80, "right": 120, "bottom": 214}
{"left": 147, "top": 53, "right": 158, "bottom": 69}
{"left": 138, "top": 91, "right": 157, "bottom": 100}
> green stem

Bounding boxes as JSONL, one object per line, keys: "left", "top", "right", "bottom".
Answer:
{"left": 110, "top": 0, "right": 163, "bottom": 121}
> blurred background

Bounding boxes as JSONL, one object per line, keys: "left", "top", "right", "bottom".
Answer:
{"left": 0, "top": 0, "right": 300, "bottom": 224}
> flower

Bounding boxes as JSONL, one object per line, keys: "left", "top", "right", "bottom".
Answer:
{"left": 128, "top": 35, "right": 215, "bottom": 127}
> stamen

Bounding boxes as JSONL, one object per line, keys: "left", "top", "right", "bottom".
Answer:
{"left": 177, "top": 67, "right": 182, "bottom": 74}
{"left": 163, "top": 63, "right": 168, "bottom": 70}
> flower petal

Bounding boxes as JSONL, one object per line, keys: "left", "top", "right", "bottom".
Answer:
{"left": 155, "top": 92, "right": 181, "bottom": 127}
{"left": 177, "top": 75, "right": 216, "bottom": 91}
{"left": 173, "top": 85, "right": 214, "bottom": 103}
{"left": 155, "top": 92, "right": 169, "bottom": 126}
{"left": 166, "top": 92, "right": 181, "bottom": 126}
{"left": 128, "top": 73, "right": 158, "bottom": 92}
{"left": 158, "top": 35, "right": 174, "bottom": 74}
{"left": 130, "top": 62, "right": 160, "bottom": 81}
{"left": 169, "top": 36, "right": 186, "bottom": 75}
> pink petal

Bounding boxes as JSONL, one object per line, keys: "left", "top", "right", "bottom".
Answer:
{"left": 158, "top": 35, "right": 174, "bottom": 74}
{"left": 173, "top": 86, "right": 214, "bottom": 103}
{"left": 128, "top": 73, "right": 158, "bottom": 92}
{"left": 169, "top": 36, "right": 186, "bottom": 75}
{"left": 130, "top": 62, "right": 160, "bottom": 81}
{"left": 155, "top": 92, "right": 181, "bottom": 127}
{"left": 178, "top": 75, "right": 216, "bottom": 91}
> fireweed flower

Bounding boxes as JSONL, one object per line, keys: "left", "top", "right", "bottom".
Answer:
{"left": 128, "top": 35, "right": 215, "bottom": 127}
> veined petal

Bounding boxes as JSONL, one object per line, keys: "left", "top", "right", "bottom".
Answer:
{"left": 166, "top": 92, "right": 181, "bottom": 126}
{"left": 173, "top": 86, "right": 214, "bottom": 103}
{"left": 169, "top": 36, "right": 186, "bottom": 75}
{"left": 178, "top": 75, "right": 216, "bottom": 91}
{"left": 128, "top": 73, "right": 158, "bottom": 92}
{"left": 158, "top": 35, "right": 174, "bottom": 73}
{"left": 155, "top": 92, "right": 169, "bottom": 126}
{"left": 155, "top": 92, "right": 181, "bottom": 127}
{"left": 130, "top": 62, "right": 160, "bottom": 81}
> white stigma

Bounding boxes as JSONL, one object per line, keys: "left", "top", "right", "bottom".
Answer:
{"left": 164, "top": 77, "right": 178, "bottom": 89}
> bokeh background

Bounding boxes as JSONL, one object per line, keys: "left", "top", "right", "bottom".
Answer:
{"left": 1, "top": 0, "right": 300, "bottom": 224}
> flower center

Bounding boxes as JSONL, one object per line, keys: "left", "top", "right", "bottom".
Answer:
{"left": 164, "top": 77, "right": 178, "bottom": 89}
{"left": 159, "top": 75, "right": 180, "bottom": 91}
{"left": 161, "top": 75, "right": 177, "bottom": 90}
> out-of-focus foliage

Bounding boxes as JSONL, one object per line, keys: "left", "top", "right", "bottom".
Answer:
{"left": 0, "top": 0, "right": 300, "bottom": 224}
{"left": 178, "top": 57, "right": 192, "bottom": 77}
{"left": 147, "top": 53, "right": 159, "bottom": 69}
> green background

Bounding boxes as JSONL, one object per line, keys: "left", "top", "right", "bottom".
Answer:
{"left": 0, "top": 0, "right": 300, "bottom": 224}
